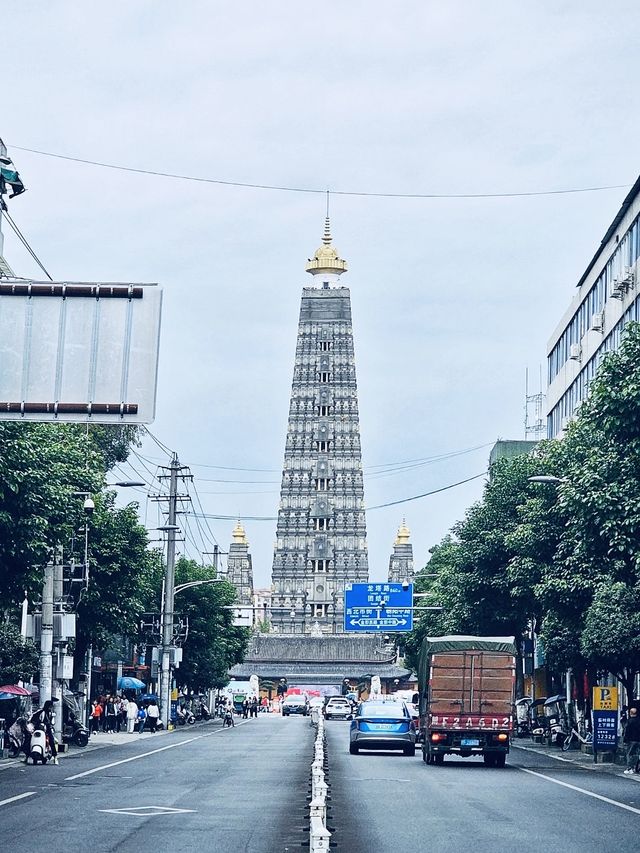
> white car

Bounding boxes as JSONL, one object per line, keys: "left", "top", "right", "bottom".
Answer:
{"left": 324, "top": 697, "right": 353, "bottom": 720}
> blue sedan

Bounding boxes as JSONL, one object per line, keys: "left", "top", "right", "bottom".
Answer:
{"left": 349, "top": 700, "right": 416, "bottom": 756}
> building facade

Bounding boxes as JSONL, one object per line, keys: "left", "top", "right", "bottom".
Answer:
{"left": 271, "top": 220, "right": 368, "bottom": 633}
{"left": 387, "top": 521, "right": 414, "bottom": 584}
{"left": 547, "top": 177, "right": 640, "bottom": 438}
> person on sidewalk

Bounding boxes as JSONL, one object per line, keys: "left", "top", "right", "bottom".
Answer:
{"left": 623, "top": 706, "right": 640, "bottom": 774}
{"left": 136, "top": 705, "right": 147, "bottom": 734}
{"left": 126, "top": 697, "right": 138, "bottom": 734}
{"left": 90, "top": 700, "right": 103, "bottom": 734}
{"left": 147, "top": 700, "right": 160, "bottom": 732}
{"left": 105, "top": 695, "right": 117, "bottom": 733}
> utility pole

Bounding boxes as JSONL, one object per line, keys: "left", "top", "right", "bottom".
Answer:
{"left": 52, "top": 547, "right": 64, "bottom": 741}
{"left": 39, "top": 561, "right": 54, "bottom": 707}
{"left": 159, "top": 453, "right": 180, "bottom": 729}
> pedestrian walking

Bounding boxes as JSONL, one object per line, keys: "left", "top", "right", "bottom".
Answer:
{"left": 147, "top": 700, "right": 160, "bottom": 732}
{"left": 105, "top": 695, "right": 117, "bottom": 733}
{"left": 90, "top": 699, "right": 103, "bottom": 734}
{"left": 137, "top": 705, "right": 147, "bottom": 734}
{"left": 251, "top": 697, "right": 258, "bottom": 718}
{"left": 126, "top": 698, "right": 138, "bottom": 734}
{"left": 117, "top": 696, "right": 127, "bottom": 732}
{"left": 242, "top": 698, "right": 249, "bottom": 719}
{"left": 623, "top": 706, "right": 640, "bottom": 774}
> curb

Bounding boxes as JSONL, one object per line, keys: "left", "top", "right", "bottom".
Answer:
{"left": 512, "top": 742, "right": 640, "bottom": 779}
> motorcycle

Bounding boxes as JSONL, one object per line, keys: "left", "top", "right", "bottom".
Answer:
{"left": 223, "top": 708, "right": 234, "bottom": 728}
{"left": 28, "top": 723, "right": 52, "bottom": 764}
{"left": 176, "top": 706, "right": 195, "bottom": 726}
{"left": 63, "top": 712, "right": 90, "bottom": 747}
{"left": 195, "top": 703, "right": 210, "bottom": 721}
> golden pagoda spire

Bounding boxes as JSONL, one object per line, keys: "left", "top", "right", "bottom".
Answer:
{"left": 395, "top": 518, "right": 411, "bottom": 545}
{"left": 306, "top": 214, "right": 348, "bottom": 276}
{"left": 232, "top": 519, "right": 248, "bottom": 545}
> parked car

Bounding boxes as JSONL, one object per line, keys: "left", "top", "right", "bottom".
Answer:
{"left": 350, "top": 700, "right": 416, "bottom": 756}
{"left": 282, "top": 695, "right": 309, "bottom": 716}
{"left": 324, "top": 697, "right": 353, "bottom": 720}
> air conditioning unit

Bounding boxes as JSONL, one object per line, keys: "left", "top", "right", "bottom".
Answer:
{"left": 591, "top": 311, "right": 604, "bottom": 332}
{"left": 621, "top": 266, "right": 635, "bottom": 289}
{"left": 569, "top": 343, "right": 581, "bottom": 361}
{"left": 609, "top": 278, "right": 624, "bottom": 299}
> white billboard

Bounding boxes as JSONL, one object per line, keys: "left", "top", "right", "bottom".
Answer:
{"left": 0, "top": 281, "right": 162, "bottom": 423}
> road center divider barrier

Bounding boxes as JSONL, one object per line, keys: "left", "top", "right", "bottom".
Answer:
{"left": 308, "top": 715, "right": 331, "bottom": 851}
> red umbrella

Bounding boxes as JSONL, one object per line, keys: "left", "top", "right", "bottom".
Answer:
{"left": 0, "top": 685, "right": 32, "bottom": 696}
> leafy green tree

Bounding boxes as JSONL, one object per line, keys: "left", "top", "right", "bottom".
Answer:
{"left": 172, "top": 558, "right": 248, "bottom": 692}
{"left": 0, "top": 622, "right": 39, "bottom": 684}
{"left": 581, "top": 583, "right": 640, "bottom": 699}
{"left": 74, "top": 492, "right": 164, "bottom": 671}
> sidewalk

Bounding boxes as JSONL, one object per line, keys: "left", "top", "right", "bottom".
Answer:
{"left": 1, "top": 717, "right": 223, "bottom": 769}
{"left": 511, "top": 739, "right": 640, "bottom": 780}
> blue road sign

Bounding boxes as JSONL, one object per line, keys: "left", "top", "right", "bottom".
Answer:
{"left": 344, "top": 583, "right": 414, "bottom": 632}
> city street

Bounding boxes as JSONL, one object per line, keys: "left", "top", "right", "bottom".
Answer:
{"left": 0, "top": 716, "right": 312, "bottom": 852}
{"left": 325, "top": 722, "right": 640, "bottom": 853}
{"left": 3, "top": 715, "right": 640, "bottom": 852}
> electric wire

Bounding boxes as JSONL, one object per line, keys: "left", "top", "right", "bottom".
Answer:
{"left": 8, "top": 143, "right": 631, "bottom": 200}
{"left": 187, "top": 470, "right": 487, "bottom": 521}
{"left": 142, "top": 426, "right": 175, "bottom": 456}
{"left": 3, "top": 209, "right": 53, "bottom": 280}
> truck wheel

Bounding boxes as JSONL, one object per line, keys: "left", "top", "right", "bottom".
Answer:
{"left": 422, "top": 746, "right": 429, "bottom": 764}
{"left": 483, "top": 754, "right": 495, "bottom": 767}
{"left": 494, "top": 754, "right": 506, "bottom": 768}
{"left": 434, "top": 754, "right": 444, "bottom": 765}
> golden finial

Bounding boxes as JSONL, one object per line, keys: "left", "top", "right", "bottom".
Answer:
{"left": 232, "top": 520, "right": 248, "bottom": 545}
{"left": 395, "top": 519, "right": 411, "bottom": 545}
{"left": 306, "top": 213, "right": 348, "bottom": 276}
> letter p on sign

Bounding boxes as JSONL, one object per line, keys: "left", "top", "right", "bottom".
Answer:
{"left": 593, "top": 686, "right": 618, "bottom": 710}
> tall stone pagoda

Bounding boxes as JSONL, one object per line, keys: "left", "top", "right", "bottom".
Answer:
{"left": 270, "top": 219, "right": 368, "bottom": 633}
{"left": 226, "top": 520, "right": 254, "bottom": 607}
{"left": 387, "top": 520, "right": 414, "bottom": 584}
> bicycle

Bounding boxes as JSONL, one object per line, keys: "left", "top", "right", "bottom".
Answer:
{"left": 562, "top": 725, "right": 593, "bottom": 751}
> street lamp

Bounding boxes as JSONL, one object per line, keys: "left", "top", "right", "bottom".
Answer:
{"left": 528, "top": 475, "right": 567, "bottom": 485}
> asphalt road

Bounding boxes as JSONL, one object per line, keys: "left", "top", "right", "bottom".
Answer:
{"left": 325, "top": 721, "right": 640, "bottom": 853}
{"left": 4, "top": 715, "right": 640, "bottom": 852}
{"left": 0, "top": 715, "right": 313, "bottom": 853}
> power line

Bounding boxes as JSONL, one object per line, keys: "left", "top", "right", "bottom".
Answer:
{"left": 3, "top": 209, "right": 53, "bottom": 280}
{"left": 364, "top": 472, "right": 487, "bottom": 510}
{"left": 8, "top": 143, "right": 631, "bottom": 200}
{"left": 187, "top": 470, "right": 487, "bottom": 520}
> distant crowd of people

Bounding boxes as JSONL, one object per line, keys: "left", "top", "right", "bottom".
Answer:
{"left": 90, "top": 695, "right": 159, "bottom": 734}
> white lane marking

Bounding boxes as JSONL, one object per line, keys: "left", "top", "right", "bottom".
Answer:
{"left": 65, "top": 730, "right": 215, "bottom": 781}
{"left": 0, "top": 791, "right": 37, "bottom": 807}
{"left": 99, "top": 805, "right": 196, "bottom": 816}
{"left": 520, "top": 768, "right": 640, "bottom": 816}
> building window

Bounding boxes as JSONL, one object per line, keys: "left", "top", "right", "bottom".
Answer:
{"left": 315, "top": 604, "right": 326, "bottom": 617}
{"left": 316, "top": 439, "right": 330, "bottom": 452}
{"left": 312, "top": 559, "right": 327, "bottom": 572}
{"left": 314, "top": 518, "right": 328, "bottom": 531}
{"left": 319, "top": 372, "right": 331, "bottom": 383}
{"left": 315, "top": 478, "right": 330, "bottom": 491}
{"left": 318, "top": 405, "right": 331, "bottom": 416}
{"left": 319, "top": 341, "right": 332, "bottom": 352}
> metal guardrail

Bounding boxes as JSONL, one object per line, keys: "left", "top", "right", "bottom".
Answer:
{"left": 309, "top": 713, "right": 332, "bottom": 851}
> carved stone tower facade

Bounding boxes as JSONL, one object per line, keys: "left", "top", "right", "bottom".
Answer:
{"left": 387, "top": 520, "right": 414, "bottom": 584}
{"left": 227, "top": 521, "right": 254, "bottom": 606}
{"left": 271, "top": 220, "right": 368, "bottom": 633}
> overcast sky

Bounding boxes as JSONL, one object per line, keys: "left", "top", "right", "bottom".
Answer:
{"left": 3, "top": 2, "right": 640, "bottom": 587}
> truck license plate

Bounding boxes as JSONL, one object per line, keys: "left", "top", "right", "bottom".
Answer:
{"left": 461, "top": 738, "right": 479, "bottom": 746}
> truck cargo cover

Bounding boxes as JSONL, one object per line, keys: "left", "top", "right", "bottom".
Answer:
{"left": 418, "top": 635, "right": 517, "bottom": 691}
